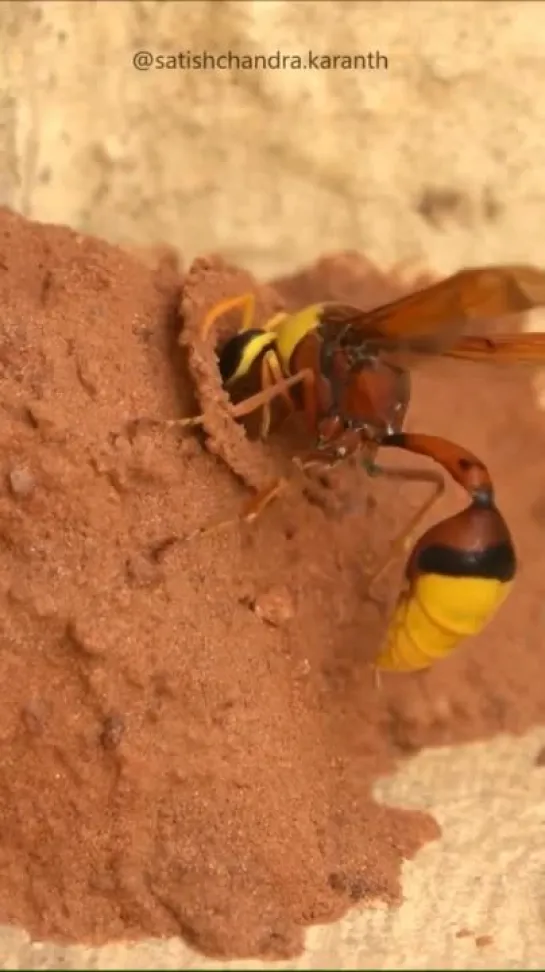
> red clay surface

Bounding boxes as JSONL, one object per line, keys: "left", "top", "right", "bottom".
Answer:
{"left": 0, "top": 208, "right": 544, "bottom": 959}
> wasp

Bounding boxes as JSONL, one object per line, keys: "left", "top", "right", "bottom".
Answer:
{"left": 160, "top": 266, "right": 545, "bottom": 673}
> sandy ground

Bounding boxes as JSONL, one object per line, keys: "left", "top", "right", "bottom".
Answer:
{"left": 3, "top": 729, "right": 545, "bottom": 970}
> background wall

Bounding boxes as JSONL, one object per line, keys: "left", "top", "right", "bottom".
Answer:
{"left": 2, "top": 2, "right": 545, "bottom": 969}
{"left": 3, "top": 0, "right": 545, "bottom": 279}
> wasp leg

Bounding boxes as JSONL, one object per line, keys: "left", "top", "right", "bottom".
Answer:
{"left": 258, "top": 350, "right": 299, "bottom": 439}
{"left": 236, "top": 361, "right": 321, "bottom": 521}
{"left": 163, "top": 370, "right": 316, "bottom": 545}
{"left": 199, "top": 292, "right": 257, "bottom": 341}
{"left": 158, "top": 366, "right": 314, "bottom": 433}
{"left": 182, "top": 441, "right": 324, "bottom": 547}
{"left": 258, "top": 354, "right": 274, "bottom": 440}
{"left": 182, "top": 473, "right": 292, "bottom": 546}
{"left": 240, "top": 475, "right": 291, "bottom": 523}
{"left": 257, "top": 351, "right": 290, "bottom": 440}
{"left": 208, "top": 454, "right": 320, "bottom": 534}
{"left": 239, "top": 451, "right": 325, "bottom": 523}
{"left": 361, "top": 461, "right": 445, "bottom": 596}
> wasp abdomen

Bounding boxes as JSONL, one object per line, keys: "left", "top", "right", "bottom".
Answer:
{"left": 374, "top": 503, "right": 517, "bottom": 673}
{"left": 375, "top": 569, "right": 514, "bottom": 672}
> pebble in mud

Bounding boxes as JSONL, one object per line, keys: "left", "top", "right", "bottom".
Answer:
{"left": 21, "top": 700, "right": 49, "bottom": 736}
{"left": 8, "top": 466, "right": 35, "bottom": 498}
{"left": 125, "top": 553, "right": 163, "bottom": 589}
{"left": 99, "top": 713, "right": 125, "bottom": 751}
{"left": 253, "top": 585, "right": 296, "bottom": 627}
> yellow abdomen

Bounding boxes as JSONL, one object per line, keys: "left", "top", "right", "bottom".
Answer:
{"left": 375, "top": 573, "right": 514, "bottom": 672}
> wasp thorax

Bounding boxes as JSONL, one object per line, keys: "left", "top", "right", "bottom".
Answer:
{"left": 333, "top": 355, "right": 411, "bottom": 440}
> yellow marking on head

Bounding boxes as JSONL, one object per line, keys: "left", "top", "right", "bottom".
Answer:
{"left": 225, "top": 332, "right": 278, "bottom": 386}
{"left": 273, "top": 304, "right": 325, "bottom": 369}
{"left": 375, "top": 573, "right": 514, "bottom": 672}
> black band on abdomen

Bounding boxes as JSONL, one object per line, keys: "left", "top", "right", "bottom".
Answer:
{"left": 416, "top": 541, "right": 516, "bottom": 582}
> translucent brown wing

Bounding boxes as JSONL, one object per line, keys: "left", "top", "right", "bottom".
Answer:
{"left": 317, "top": 265, "right": 545, "bottom": 353}
{"left": 444, "top": 332, "right": 545, "bottom": 362}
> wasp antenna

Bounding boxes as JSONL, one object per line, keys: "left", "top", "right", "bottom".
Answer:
{"left": 200, "top": 293, "right": 256, "bottom": 341}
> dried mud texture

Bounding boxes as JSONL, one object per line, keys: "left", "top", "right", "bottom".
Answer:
{"left": 1, "top": 208, "right": 545, "bottom": 962}
{"left": 179, "top": 255, "right": 285, "bottom": 493}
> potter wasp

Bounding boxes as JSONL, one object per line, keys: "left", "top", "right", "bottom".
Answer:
{"left": 163, "top": 266, "right": 545, "bottom": 674}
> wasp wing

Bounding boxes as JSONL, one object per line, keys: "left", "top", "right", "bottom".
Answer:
{"left": 317, "top": 265, "right": 545, "bottom": 354}
{"left": 444, "top": 331, "right": 545, "bottom": 362}
{"left": 349, "top": 330, "right": 545, "bottom": 371}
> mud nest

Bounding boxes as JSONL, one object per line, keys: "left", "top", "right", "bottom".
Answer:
{"left": 1, "top": 207, "right": 545, "bottom": 959}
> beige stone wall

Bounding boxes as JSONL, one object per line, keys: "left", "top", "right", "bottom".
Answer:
{"left": 3, "top": 0, "right": 545, "bottom": 278}
{"left": 2, "top": 2, "right": 545, "bottom": 969}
